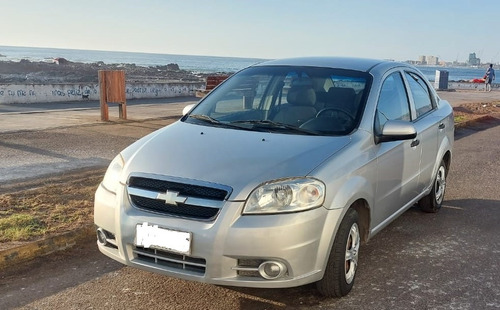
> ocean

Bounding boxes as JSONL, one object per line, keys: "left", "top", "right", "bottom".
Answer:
{"left": 0, "top": 45, "right": 266, "bottom": 74}
{"left": 0, "top": 45, "right": 489, "bottom": 81}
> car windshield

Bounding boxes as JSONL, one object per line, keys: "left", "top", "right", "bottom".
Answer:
{"left": 184, "top": 65, "right": 371, "bottom": 136}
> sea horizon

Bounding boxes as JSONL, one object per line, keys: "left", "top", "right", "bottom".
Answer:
{"left": 0, "top": 45, "right": 267, "bottom": 74}
{"left": 0, "top": 45, "right": 490, "bottom": 81}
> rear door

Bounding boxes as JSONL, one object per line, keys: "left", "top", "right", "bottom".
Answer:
{"left": 402, "top": 71, "right": 439, "bottom": 193}
{"left": 373, "top": 70, "right": 421, "bottom": 227}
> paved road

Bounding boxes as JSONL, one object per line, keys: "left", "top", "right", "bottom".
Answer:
{"left": 0, "top": 97, "right": 196, "bottom": 186}
{"left": 438, "top": 89, "right": 499, "bottom": 106}
{"left": 1, "top": 117, "right": 499, "bottom": 309}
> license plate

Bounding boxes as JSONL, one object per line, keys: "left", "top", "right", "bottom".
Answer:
{"left": 135, "top": 222, "right": 191, "bottom": 255}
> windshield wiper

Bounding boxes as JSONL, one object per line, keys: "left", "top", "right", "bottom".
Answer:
{"left": 188, "top": 114, "right": 254, "bottom": 130}
{"left": 230, "top": 120, "right": 319, "bottom": 135}
{"left": 189, "top": 114, "right": 221, "bottom": 124}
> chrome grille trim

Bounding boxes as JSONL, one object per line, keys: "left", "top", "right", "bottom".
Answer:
{"left": 133, "top": 246, "right": 206, "bottom": 274}
{"left": 128, "top": 187, "right": 225, "bottom": 209}
{"left": 128, "top": 173, "right": 233, "bottom": 200}
{"left": 126, "top": 173, "right": 232, "bottom": 220}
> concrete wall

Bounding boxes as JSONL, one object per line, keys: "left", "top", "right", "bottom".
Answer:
{"left": 447, "top": 82, "right": 499, "bottom": 90}
{"left": 1, "top": 81, "right": 496, "bottom": 104}
{"left": 0, "top": 82, "right": 204, "bottom": 104}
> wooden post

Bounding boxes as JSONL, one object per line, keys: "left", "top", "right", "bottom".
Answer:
{"left": 98, "top": 70, "right": 126, "bottom": 121}
{"left": 98, "top": 71, "right": 109, "bottom": 121}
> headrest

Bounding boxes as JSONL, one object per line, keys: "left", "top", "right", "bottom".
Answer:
{"left": 287, "top": 85, "right": 316, "bottom": 106}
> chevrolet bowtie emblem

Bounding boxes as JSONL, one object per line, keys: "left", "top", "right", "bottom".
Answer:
{"left": 156, "top": 190, "right": 187, "bottom": 205}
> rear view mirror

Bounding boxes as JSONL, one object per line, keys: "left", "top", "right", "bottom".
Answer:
{"left": 376, "top": 120, "right": 417, "bottom": 144}
{"left": 182, "top": 104, "right": 195, "bottom": 116}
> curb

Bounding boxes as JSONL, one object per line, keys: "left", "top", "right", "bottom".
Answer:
{"left": 0, "top": 225, "right": 95, "bottom": 270}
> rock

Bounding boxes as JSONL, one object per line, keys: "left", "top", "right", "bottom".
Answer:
{"left": 54, "top": 57, "right": 70, "bottom": 65}
{"left": 166, "top": 63, "right": 180, "bottom": 71}
{"left": 0, "top": 59, "right": 207, "bottom": 84}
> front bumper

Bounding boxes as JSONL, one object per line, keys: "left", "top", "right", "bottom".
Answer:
{"left": 94, "top": 183, "right": 343, "bottom": 288}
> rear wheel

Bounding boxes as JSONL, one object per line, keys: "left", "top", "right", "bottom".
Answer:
{"left": 316, "top": 208, "right": 360, "bottom": 297}
{"left": 419, "top": 160, "right": 447, "bottom": 213}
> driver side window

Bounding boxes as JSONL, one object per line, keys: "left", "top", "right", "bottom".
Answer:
{"left": 375, "top": 72, "right": 411, "bottom": 135}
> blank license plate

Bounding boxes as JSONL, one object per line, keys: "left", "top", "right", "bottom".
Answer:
{"left": 135, "top": 222, "right": 191, "bottom": 255}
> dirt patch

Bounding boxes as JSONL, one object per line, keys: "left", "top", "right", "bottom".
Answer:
{"left": 453, "top": 101, "right": 500, "bottom": 124}
{"left": 0, "top": 168, "right": 105, "bottom": 250}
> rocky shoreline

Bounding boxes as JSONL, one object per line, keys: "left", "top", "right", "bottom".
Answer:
{"left": 0, "top": 59, "right": 231, "bottom": 84}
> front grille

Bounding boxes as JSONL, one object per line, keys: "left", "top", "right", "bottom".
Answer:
{"left": 130, "top": 196, "right": 219, "bottom": 219}
{"left": 129, "top": 177, "right": 229, "bottom": 200}
{"left": 133, "top": 246, "right": 206, "bottom": 275}
{"left": 127, "top": 175, "right": 232, "bottom": 221}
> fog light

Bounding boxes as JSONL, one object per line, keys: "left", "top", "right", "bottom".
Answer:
{"left": 258, "top": 261, "right": 287, "bottom": 280}
{"left": 96, "top": 228, "right": 108, "bottom": 246}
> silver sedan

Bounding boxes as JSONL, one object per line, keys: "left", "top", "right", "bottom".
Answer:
{"left": 94, "top": 57, "right": 454, "bottom": 297}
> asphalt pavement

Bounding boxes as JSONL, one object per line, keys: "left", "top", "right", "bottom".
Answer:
{"left": 0, "top": 96, "right": 197, "bottom": 134}
{"left": 0, "top": 97, "right": 197, "bottom": 185}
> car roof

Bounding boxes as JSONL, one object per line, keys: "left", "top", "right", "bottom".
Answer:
{"left": 254, "top": 56, "right": 407, "bottom": 74}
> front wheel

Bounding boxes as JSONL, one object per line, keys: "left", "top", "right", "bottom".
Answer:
{"left": 418, "top": 160, "right": 447, "bottom": 213}
{"left": 316, "top": 208, "right": 360, "bottom": 297}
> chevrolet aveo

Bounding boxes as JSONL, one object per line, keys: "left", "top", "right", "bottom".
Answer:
{"left": 94, "top": 57, "right": 454, "bottom": 297}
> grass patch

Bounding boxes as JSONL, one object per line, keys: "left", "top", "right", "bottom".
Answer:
{"left": 454, "top": 115, "right": 467, "bottom": 123}
{"left": 0, "top": 214, "right": 46, "bottom": 242}
{"left": 0, "top": 169, "right": 105, "bottom": 243}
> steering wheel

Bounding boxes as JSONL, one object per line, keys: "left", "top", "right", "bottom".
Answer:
{"left": 316, "top": 107, "right": 355, "bottom": 122}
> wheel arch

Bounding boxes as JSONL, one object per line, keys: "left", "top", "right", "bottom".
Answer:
{"left": 350, "top": 199, "right": 370, "bottom": 244}
{"left": 442, "top": 150, "right": 452, "bottom": 172}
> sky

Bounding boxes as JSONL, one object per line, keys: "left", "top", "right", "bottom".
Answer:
{"left": 1, "top": 0, "right": 499, "bottom": 64}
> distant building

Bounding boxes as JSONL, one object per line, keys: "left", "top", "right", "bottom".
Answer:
{"left": 468, "top": 53, "right": 481, "bottom": 66}
{"left": 417, "top": 55, "right": 439, "bottom": 65}
{"left": 426, "top": 56, "right": 439, "bottom": 66}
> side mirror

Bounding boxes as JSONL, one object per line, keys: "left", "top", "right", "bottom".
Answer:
{"left": 376, "top": 120, "right": 417, "bottom": 144}
{"left": 182, "top": 104, "right": 195, "bottom": 116}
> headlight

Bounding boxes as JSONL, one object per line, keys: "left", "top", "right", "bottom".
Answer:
{"left": 243, "top": 178, "right": 325, "bottom": 214}
{"left": 101, "top": 154, "right": 124, "bottom": 194}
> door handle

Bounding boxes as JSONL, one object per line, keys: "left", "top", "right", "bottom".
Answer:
{"left": 438, "top": 123, "right": 445, "bottom": 129}
{"left": 411, "top": 139, "right": 420, "bottom": 147}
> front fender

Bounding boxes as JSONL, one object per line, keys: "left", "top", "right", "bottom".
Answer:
{"left": 325, "top": 175, "right": 374, "bottom": 211}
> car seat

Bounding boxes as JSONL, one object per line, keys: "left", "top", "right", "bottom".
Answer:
{"left": 273, "top": 85, "right": 317, "bottom": 126}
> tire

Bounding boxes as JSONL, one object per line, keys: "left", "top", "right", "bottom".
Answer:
{"left": 418, "top": 159, "right": 447, "bottom": 213}
{"left": 316, "top": 208, "right": 360, "bottom": 297}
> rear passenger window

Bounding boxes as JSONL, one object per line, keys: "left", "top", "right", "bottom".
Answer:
{"left": 405, "top": 72, "right": 433, "bottom": 118}
{"left": 375, "top": 72, "right": 411, "bottom": 135}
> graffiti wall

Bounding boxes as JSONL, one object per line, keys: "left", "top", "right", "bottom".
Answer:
{"left": 0, "top": 82, "right": 204, "bottom": 104}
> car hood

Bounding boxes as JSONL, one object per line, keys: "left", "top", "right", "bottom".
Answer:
{"left": 121, "top": 121, "right": 350, "bottom": 200}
